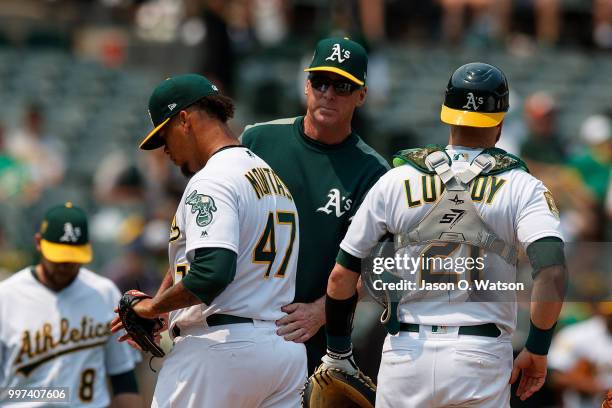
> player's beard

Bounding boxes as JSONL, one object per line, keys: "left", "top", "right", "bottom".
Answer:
{"left": 39, "top": 262, "right": 79, "bottom": 291}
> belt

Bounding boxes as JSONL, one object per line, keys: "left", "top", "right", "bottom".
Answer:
{"left": 399, "top": 323, "right": 501, "bottom": 338}
{"left": 171, "top": 314, "right": 254, "bottom": 337}
{"left": 207, "top": 314, "right": 253, "bottom": 327}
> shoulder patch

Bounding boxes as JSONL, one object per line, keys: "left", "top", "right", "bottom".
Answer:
{"left": 482, "top": 147, "right": 530, "bottom": 175}
{"left": 185, "top": 190, "right": 218, "bottom": 227}
{"left": 543, "top": 190, "right": 560, "bottom": 218}
{"left": 392, "top": 145, "right": 447, "bottom": 174}
{"left": 393, "top": 146, "right": 529, "bottom": 176}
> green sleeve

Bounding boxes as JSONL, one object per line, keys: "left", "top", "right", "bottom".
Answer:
{"left": 109, "top": 370, "right": 138, "bottom": 395}
{"left": 526, "top": 237, "right": 565, "bottom": 278}
{"left": 336, "top": 248, "right": 362, "bottom": 273}
{"left": 181, "top": 248, "right": 237, "bottom": 304}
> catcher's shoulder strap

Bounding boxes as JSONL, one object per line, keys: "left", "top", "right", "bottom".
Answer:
{"left": 392, "top": 145, "right": 447, "bottom": 174}
{"left": 481, "top": 147, "right": 530, "bottom": 175}
{"left": 393, "top": 146, "right": 529, "bottom": 176}
{"left": 395, "top": 151, "right": 518, "bottom": 265}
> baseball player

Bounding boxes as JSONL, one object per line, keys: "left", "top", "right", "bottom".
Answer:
{"left": 121, "top": 74, "right": 306, "bottom": 407}
{"left": 241, "top": 37, "right": 389, "bottom": 375}
{"left": 320, "top": 62, "right": 567, "bottom": 407}
{"left": 0, "top": 203, "right": 141, "bottom": 407}
{"left": 548, "top": 301, "right": 612, "bottom": 407}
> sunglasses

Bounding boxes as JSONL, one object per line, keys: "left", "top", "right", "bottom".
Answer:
{"left": 308, "top": 74, "right": 360, "bottom": 96}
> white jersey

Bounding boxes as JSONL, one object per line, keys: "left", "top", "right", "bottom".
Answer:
{"left": 0, "top": 267, "right": 139, "bottom": 407}
{"left": 168, "top": 146, "right": 299, "bottom": 330}
{"left": 341, "top": 145, "right": 563, "bottom": 332}
{"left": 548, "top": 316, "right": 612, "bottom": 407}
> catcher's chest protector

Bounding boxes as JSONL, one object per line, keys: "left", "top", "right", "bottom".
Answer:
{"left": 395, "top": 151, "right": 517, "bottom": 265}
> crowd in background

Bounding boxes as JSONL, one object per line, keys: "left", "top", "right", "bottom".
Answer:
{"left": 0, "top": 0, "right": 610, "bottom": 407}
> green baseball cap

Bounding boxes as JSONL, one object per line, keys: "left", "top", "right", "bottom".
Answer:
{"left": 304, "top": 37, "right": 368, "bottom": 86}
{"left": 139, "top": 74, "right": 220, "bottom": 150}
{"left": 39, "top": 202, "right": 92, "bottom": 264}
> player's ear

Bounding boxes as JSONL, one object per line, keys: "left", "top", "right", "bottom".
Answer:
{"left": 495, "top": 121, "right": 504, "bottom": 142}
{"left": 355, "top": 86, "right": 367, "bottom": 107}
{"left": 34, "top": 233, "right": 42, "bottom": 252}
{"left": 304, "top": 80, "right": 309, "bottom": 96}
{"left": 178, "top": 110, "right": 190, "bottom": 129}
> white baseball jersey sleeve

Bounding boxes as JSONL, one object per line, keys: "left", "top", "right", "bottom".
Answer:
{"left": 168, "top": 146, "right": 299, "bottom": 330}
{"left": 340, "top": 146, "right": 564, "bottom": 332}
{"left": 0, "top": 268, "right": 140, "bottom": 407}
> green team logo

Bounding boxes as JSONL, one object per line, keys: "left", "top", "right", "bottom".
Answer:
{"left": 185, "top": 190, "right": 217, "bottom": 227}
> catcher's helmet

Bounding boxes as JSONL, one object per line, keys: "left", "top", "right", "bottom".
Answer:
{"left": 440, "top": 62, "right": 509, "bottom": 128}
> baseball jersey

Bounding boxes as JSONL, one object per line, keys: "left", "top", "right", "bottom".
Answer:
{"left": 0, "top": 267, "right": 139, "bottom": 407}
{"left": 548, "top": 316, "right": 612, "bottom": 407}
{"left": 241, "top": 116, "right": 389, "bottom": 303}
{"left": 168, "top": 146, "right": 299, "bottom": 330}
{"left": 341, "top": 145, "right": 563, "bottom": 332}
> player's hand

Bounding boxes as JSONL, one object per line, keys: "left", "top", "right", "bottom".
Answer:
{"left": 111, "top": 307, "right": 143, "bottom": 349}
{"left": 320, "top": 349, "right": 359, "bottom": 376}
{"left": 510, "top": 349, "right": 548, "bottom": 401}
{"left": 131, "top": 297, "right": 157, "bottom": 319}
{"left": 276, "top": 301, "right": 325, "bottom": 342}
{"left": 111, "top": 307, "right": 167, "bottom": 350}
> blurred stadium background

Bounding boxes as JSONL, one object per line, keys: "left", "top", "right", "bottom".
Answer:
{"left": 0, "top": 0, "right": 610, "bottom": 407}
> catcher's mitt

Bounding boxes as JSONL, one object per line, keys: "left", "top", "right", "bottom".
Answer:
{"left": 602, "top": 389, "right": 612, "bottom": 408}
{"left": 118, "top": 290, "right": 165, "bottom": 358}
{"left": 301, "top": 364, "right": 376, "bottom": 408}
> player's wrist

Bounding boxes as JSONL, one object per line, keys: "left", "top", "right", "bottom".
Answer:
{"left": 525, "top": 320, "right": 557, "bottom": 355}
{"left": 133, "top": 299, "right": 156, "bottom": 319}
{"left": 326, "top": 344, "right": 353, "bottom": 360}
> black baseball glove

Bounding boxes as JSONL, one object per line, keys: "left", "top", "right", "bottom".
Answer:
{"left": 118, "top": 290, "right": 165, "bottom": 358}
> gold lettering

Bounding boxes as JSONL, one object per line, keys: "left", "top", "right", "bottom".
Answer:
{"left": 486, "top": 177, "right": 506, "bottom": 204}
{"left": 471, "top": 176, "right": 488, "bottom": 202}
{"left": 95, "top": 324, "right": 106, "bottom": 337}
{"left": 404, "top": 180, "right": 421, "bottom": 208}
{"left": 43, "top": 323, "right": 55, "bottom": 352}
{"left": 34, "top": 331, "right": 42, "bottom": 355}
{"left": 13, "top": 317, "right": 115, "bottom": 370}
{"left": 421, "top": 175, "right": 437, "bottom": 203}
{"left": 14, "top": 331, "right": 33, "bottom": 364}
{"left": 271, "top": 173, "right": 284, "bottom": 198}
{"left": 274, "top": 172, "right": 293, "bottom": 200}
{"left": 262, "top": 168, "right": 279, "bottom": 195}
{"left": 81, "top": 317, "right": 89, "bottom": 341}
{"left": 70, "top": 328, "right": 81, "bottom": 343}
{"left": 255, "top": 169, "right": 271, "bottom": 195}
{"left": 245, "top": 171, "right": 264, "bottom": 199}
{"left": 87, "top": 318, "right": 95, "bottom": 340}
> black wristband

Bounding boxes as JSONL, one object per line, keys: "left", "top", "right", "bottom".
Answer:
{"left": 325, "top": 293, "right": 358, "bottom": 353}
{"left": 525, "top": 320, "right": 557, "bottom": 355}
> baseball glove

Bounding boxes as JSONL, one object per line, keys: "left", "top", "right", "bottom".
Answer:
{"left": 602, "top": 389, "right": 612, "bottom": 408}
{"left": 118, "top": 290, "right": 165, "bottom": 358}
{"left": 301, "top": 364, "right": 376, "bottom": 408}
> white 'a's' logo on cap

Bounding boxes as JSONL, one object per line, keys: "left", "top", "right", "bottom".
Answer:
{"left": 325, "top": 43, "right": 350, "bottom": 63}
{"left": 59, "top": 223, "right": 81, "bottom": 243}
{"left": 462, "top": 93, "right": 484, "bottom": 111}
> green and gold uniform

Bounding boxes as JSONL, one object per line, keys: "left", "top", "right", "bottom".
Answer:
{"left": 241, "top": 116, "right": 389, "bottom": 373}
